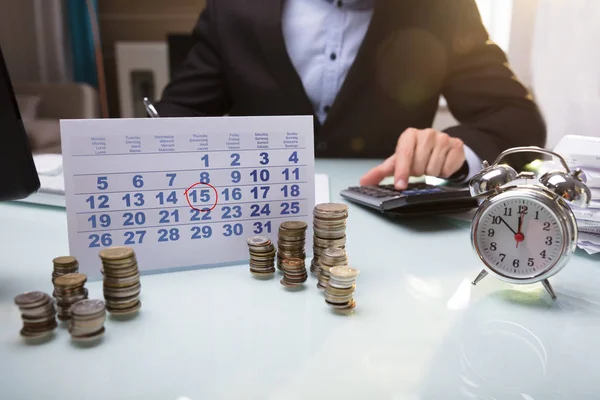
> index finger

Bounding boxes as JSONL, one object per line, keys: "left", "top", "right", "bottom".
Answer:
{"left": 359, "top": 155, "right": 395, "bottom": 186}
{"left": 394, "top": 129, "right": 418, "bottom": 190}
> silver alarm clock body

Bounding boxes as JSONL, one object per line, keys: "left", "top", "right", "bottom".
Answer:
{"left": 469, "top": 147, "right": 591, "bottom": 300}
{"left": 471, "top": 185, "right": 578, "bottom": 285}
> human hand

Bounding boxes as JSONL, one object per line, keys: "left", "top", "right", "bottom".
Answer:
{"left": 359, "top": 128, "right": 466, "bottom": 190}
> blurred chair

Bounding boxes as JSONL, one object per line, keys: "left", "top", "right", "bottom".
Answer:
{"left": 531, "top": 0, "right": 600, "bottom": 149}
{"left": 14, "top": 83, "right": 99, "bottom": 153}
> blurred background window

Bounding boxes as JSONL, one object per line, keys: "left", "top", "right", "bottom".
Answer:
{"left": 476, "top": 0, "right": 515, "bottom": 52}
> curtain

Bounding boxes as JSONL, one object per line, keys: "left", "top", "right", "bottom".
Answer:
{"left": 66, "top": 0, "right": 98, "bottom": 87}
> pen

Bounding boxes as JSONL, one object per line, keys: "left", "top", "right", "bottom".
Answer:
{"left": 143, "top": 97, "right": 160, "bottom": 118}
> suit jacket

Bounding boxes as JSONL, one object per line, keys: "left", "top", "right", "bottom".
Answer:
{"left": 157, "top": 0, "right": 546, "bottom": 167}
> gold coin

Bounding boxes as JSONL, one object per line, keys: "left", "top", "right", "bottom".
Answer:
{"left": 99, "top": 246, "right": 135, "bottom": 261}
{"left": 52, "top": 256, "right": 78, "bottom": 266}
{"left": 54, "top": 273, "right": 87, "bottom": 288}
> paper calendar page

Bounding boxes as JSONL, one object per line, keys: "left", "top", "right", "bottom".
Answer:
{"left": 60, "top": 116, "right": 315, "bottom": 278}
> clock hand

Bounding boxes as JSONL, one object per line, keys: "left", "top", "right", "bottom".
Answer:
{"left": 499, "top": 217, "right": 517, "bottom": 235}
{"left": 515, "top": 211, "right": 525, "bottom": 248}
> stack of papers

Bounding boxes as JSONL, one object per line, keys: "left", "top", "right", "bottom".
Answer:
{"left": 553, "top": 135, "right": 600, "bottom": 255}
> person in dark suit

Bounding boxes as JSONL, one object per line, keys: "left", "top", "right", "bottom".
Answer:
{"left": 157, "top": 0, "right": 546, "bottom": 189}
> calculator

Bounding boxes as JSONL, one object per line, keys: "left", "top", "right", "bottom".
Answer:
{"left": 340, "top": 182, "right": 478, "bottom": 216}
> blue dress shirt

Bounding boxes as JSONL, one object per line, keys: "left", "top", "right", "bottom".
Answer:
{"left": 282, "top": 0, "right": 482, "bottom": 179}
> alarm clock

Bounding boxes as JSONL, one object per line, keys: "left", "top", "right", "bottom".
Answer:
{"left": 469, "top": 146, "right": 591, "bottom": 300}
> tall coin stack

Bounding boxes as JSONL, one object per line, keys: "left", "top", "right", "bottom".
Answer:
{"left": 325, "top": 266, "right": 359, "bottom": 311}
{"left": 247, "top": 236, "right": 276, "bottom": 277}
{"left": 277, "top": 221, "right": 307, "bottom": 271}
{"left": 52, "top": 256, "right": 79, "bottom": 283}
{"left": 99, "top": 246, "right": 142, "bottom": 315}
{"left": 69, "top": 299, "right": 107, "bottom": 341}
{"left": 14, "top": 291, "right": 57, "bottom": 339}
{"left": 280, "top": 258, "right": 308, "bottom": 288}
{"left": 311, "top": 203, "right": 349, "bottom": 275}
{"left": 53, "top": 273, "right": 89, "bottom": 321}
{"left": 317, "top": 247, "right": 349, "bottom": 291}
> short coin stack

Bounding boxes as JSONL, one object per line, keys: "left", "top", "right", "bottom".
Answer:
{"left": 311, "top": 203, "right": 348, "bottom": 275}
{"left": 100, "top": 246, "right": 142, "bottom": 315}
{"left": 277, "top": 221, "right": 307, "bottom": 271}
{"left": 280, "top": 258, "right": 308, "bottom": 288}
{"left": 69, "top": 299, "right": 107, "bottom": 341}
{"left": 52, "top": 256, "right": 79, "bottom": 283}
{"left": 53, "top": 273, "right": 89, "bottom": 321}
{"left": 247, "top": 236, "right": 276, "bottom": 277}
{"left": 317, "top": 247, "right": 349, "bottom": 291}
{"left": 14, "top": 291, "right": 57, "bottom": 339}
{"left": 325, "top": 266, "right": 359, "bottom": 311}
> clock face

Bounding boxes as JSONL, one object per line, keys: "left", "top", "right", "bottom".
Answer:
{"left": 474, "top": 196, "right": 565, "bottom": 281}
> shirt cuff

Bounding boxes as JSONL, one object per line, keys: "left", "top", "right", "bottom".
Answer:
{"left": 464, "top": 144, "right": 483, "bottom": 182}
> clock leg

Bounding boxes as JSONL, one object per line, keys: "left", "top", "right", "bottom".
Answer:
{"left": 471, "top": 269, "right": 488, "bottom": 285}
{"left": 542, "top": 279, "right": 557, "bottom": 300}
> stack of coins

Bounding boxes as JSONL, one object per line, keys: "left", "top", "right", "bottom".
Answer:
{"left": 99, "top": 247, "right": 142, "bottom": 315}
{"left": 280, "top": 258, "right": 308, "bottom": 288}
{"left": 69, "top": 299, "right": 107, "bottom": 341}
{"left": 311, "top": 203, "right": 349, "bottom": 275}
{"left": 325, "top": 266, "right": 359, "bottom": 311}
{"left": 14, "top": 291, "right": 57, "bottom": 339}
{"left": 317, "top": 247, "right": 349, "bottom": 291}
{"left": 277, "top": 221, "right": 307, "bottom": 271}
{"left": 247, "top": 236, "right": 276, "bottom": 277}
{"left": 53, "top": 273, "right": 89, "bottom": 321}
{"left": 52, "top": 256, "right": 79, "bottom": 283}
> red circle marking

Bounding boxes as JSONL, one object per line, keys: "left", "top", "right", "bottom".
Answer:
{"left": 184, "top": 182, "right": 219, "bottom": 212}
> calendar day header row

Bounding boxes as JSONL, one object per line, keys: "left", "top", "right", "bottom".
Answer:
{"left": 60, "top": 116, "right": 313, "bottom": 156}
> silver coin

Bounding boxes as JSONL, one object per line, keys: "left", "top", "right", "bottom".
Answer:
{"left": 247, "top": 236, "right": 270, "bottom": 246}
{"left": 14, "top": 291, "right": 50, "bottom": 308}
{"left": 279, "top": 221, "right": 308, "bottom": 231}
{"left": 70, "top": 299, "right": 106, "bottom": 316}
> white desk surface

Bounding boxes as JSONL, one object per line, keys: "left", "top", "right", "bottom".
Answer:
{"left": 1, "top": 159, "right": 600, "bottom": 400}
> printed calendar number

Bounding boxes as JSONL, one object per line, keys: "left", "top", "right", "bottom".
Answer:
{"left": 124, "top": 230, "right": 146, "bottom": 244}
{"left": 282, "top": 168, "right": 300, "bottom": 181}
{"left": 281, "top": 184, "right": 300, "bottom": 197}
{"left": 133, "top": 175, "right": 144, "bottom": 188}
{"left": 199, "top": 171, "right": 210, "bottom": 183}
{"left": 250, "top": 169, "right": 270, "bottom": 182}
{"left": 190, "top": 208, "right": 212, "bottom": 221}
{"left": 158, "top": 228, "right": 180, "bottom": 242}
{"left": 159, "top": 209, "right": 179, "bottom": 224}
{"left": 250, "top": 204, "right": 271, "bottom": 217}
{"left": 96, "top": 176, "right": 108, "bottom": 190}
{"left": 166, "top": 173, "right": 177, "bottom": 186}
{"left": 86, "top": 195, "right": 109, "bottom": 209}
{"left": 188, "top": 189, "right": 211, "bottom": 203}
{"left": 259, "top": 152, "right": 269, "bottom": 165}
{"left": 289, "top": 151, "right": 299, "bottom": 163}
{"left": 251, "top": 186, "right": 270, "bottom": 199}
{"left": 221, "top": 187, "right": 242, "bottom": 201}
{"left": 191, "top": 226, "right": 212, "bottom": 239}
{"left": 222, "top": 205, "right": 242, "bottom": 219}
{"left": 230, "top": 153, "right": 241, "bottom": 166}
{"left": 230, "top": 170, "right": 241, "bottom": 183}
{"left": 253, "top": 221, "right": 272, "bottom": 234}
{"left": 123, "top": 193, "right": 144, "bottom": 207}
{"left": 123, "top": 211, "right": 146, "bottom": 226}
{"left": 89, "top": 233, "right": 112, "bottom": 248}
{"left": 281, "top": 201, "right": 300, "bottom": 215}
{"left": 156, "top": 191, "right": 178, "bottom": 205}
{"left": 88, "top": 214, "right": 111, "bottom": 228}
{"left": 223, "top": 223, "right": 243, "bottom": 237}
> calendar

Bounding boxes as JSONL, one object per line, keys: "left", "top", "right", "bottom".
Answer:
{"left": 60, "top": 116, "right": 315, "bottom": 278}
